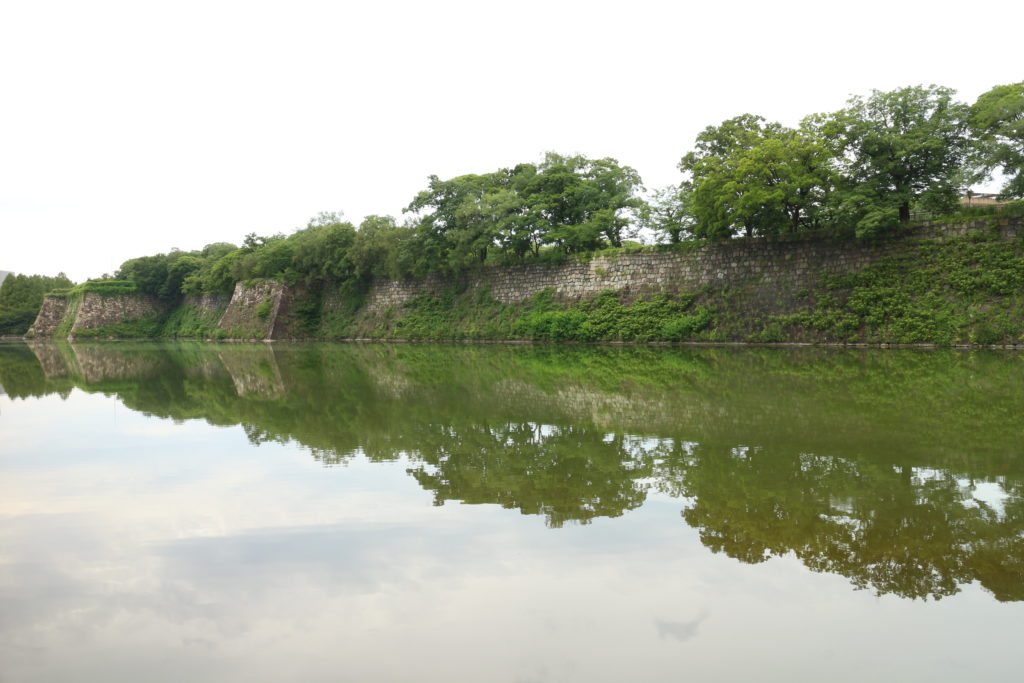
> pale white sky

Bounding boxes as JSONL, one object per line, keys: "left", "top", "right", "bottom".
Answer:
{"left": 1, "top": 0, "right": 1021, "bottom": 282}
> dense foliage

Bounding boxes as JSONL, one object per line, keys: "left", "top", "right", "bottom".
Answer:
{"left": 14, "top": 81, "right": 1021, "bottom": 334}
{"left": 774, "top": 233, "right": 1024, "bottom": 345}
{"left": 970, "top": 81, "right": 1024, "bottom": 198}
{"left": 679, "top": 115, "right": 835, "bottom": 238}
{"left": 513, "top": 289, "right": 711, "bottom": 342}
{"left": 101, "top": 153, "right": 646, "bottom": 301}
{"left": 130, "top": 84, "right": 1022, "bottom": 298}
{"left": 72, "top": 280, "right": 138, "bottom": 296}
{"left": 822, "top": 85, "right": 972, "bottom": 234}
{"left": 331, "top": 286, "right": 712, "bottom": 342}
{"left": 0, "top": 272, "right": 73, "bottom": 334}
{"left": 403, "top": 153, "right": 644, "bottom": 272}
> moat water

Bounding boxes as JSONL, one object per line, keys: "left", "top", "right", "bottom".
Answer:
{"left": 1, "top": 341, "right": 1021, "bottom": 681}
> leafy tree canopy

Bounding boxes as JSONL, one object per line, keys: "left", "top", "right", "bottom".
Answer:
{"left": 970, "top": 81, "right": 1024, "bottom": 198}
{"left": 639, "top": 186, "right": 695, "bottom": 244}
{"left": 402, "top": 153, "right": 644, "bottom": 272}
{"left": 817, "top": 85, "right": 971, "bottom": 234}
{"left": 680, "top": 116, "right": 834, "bottom": 238}
{"left": 0, "top": 272, "right": 74, "bottom": 335}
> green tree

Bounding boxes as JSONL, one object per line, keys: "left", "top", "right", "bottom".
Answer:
{"left": 524, "top": 153, "right": 644, "bottom": 252}
{"left": 680, "top": 116, "right": 834, "bottom": 238}
{"left": 732, "top": 129, "right": 835, "bottom": 233}
{"left": 0, "top": 272, "right": 74, "bottom": 334}
{"left": 289, "top": 218, "right": 357, "bottom": 283}
{"left": 117, "top": 254, "right": 171, "bottom": 298}
{"left": 232, "top": 233, "right": 293, "bottom": 281}
{"left": 969, "top": 81, "right": 1024, "bottom": 198}
{"left": 494, "top": 164, "right": 547, "bottom": 258}
{"left": 639, "top": 186, "right": 695, "bottom": 244}
{"left": 161, "top": 253, "right": 202, "bottom": 299}
{"left": 819, "top": 85, "right": 971, "bottom": 234}
{"left": 351, "top": 215, "right": 415, "bottom": 280}
{"left": 521, "top": 154, "right": 598, "bottom": 251}
{"left": 681, "top": 115, "right": 782, "bottom": 238}
{"left": 403, "top": 154, "right": 645, "bottom": 269}
{"left": 204, "top": 248, "right": 245, "bottom": 294}
{"left": 180, "top": 242, "right": 238, "bottom": 295}
{"left": 405, "top": 173, "right": 497, "bottom": 274}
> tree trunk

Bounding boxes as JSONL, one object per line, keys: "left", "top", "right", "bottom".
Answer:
{"left": 899, "top": 202, "right": 910, "bottom": 222}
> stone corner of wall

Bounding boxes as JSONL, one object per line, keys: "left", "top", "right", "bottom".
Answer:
{"left": 26, "top": 295, "right": 71, "bottom": 337}
{"left": 216, "top": 280, "right": 286, "bottom": 339}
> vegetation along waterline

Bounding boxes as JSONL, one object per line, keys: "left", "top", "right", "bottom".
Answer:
{"left": 5, "top": 81, "right": 1024, "bottom": 345}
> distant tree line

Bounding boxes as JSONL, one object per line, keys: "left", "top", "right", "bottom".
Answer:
{"left": 0, "top": 272, "right": 73, "bottom": 334}
{"left": 35, "top": 82, "right": 1024, "bottom": 306}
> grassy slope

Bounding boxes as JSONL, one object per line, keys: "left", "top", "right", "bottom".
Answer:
{"left": 762, "top": 232, "right": 1024, "bottom": 345}
{"left": 161, "top": 298, "right": 229, "bottom": 338}
{"left": 321, "top": 231, "right": 1024, "bottom": 346}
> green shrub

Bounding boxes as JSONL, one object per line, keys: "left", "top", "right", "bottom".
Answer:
{"left": 748, "top": 321, "right": 787, "bottom": 343}
{"left": 255, "top": 298, "right": 273, "bottom": 320}
{"left": 0, "top": 309, "right": 38, "bottom": 335}
{"left": 781, "top": 235, "right": 1024, "bottom": 345}
{"left": 160, "top": 300, "right": 227, "bottom": 338}
{"left": 70, "top": 317, "right": 163, "bottom": 339}
{"left": 662, "top": 309, "right": 713, "bottom": 341}
{"left": 514, "top": 290, "right": 711, "bottom": 342}
{"left": 973, "top": 323, "right": 1004, "bottom": 346}
{"left": 75, "top": 280, "right": 138, "bottom": 296}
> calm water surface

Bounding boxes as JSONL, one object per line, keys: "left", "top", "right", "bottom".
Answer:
{"left": 1, "top": 341, "right": 1022, "bottom": 681}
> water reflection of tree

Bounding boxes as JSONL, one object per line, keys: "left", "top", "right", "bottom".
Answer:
{"left": 408, "top": 423, "right": 656, "bottom": 528}
{"left": 663, "top": 444, "right": 1023, "bottom": 601}
{"left": 3, "top": 341, "right": 1022, "bottom": 601}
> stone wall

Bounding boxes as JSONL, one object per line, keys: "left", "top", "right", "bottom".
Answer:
{"left": 28, "top": 292, "right": 163, "bottom": 340}
{"left": 69, "top": 292, "right": 164, "bottom": 337}
{"left": 27, "top": 296, "right": 69, "bottom": 337}
{"left": 24, "top": 217, "right": 1023, "bottom": 341}
{"left": 358, "top": 219, "right": 1023, "bottom": 318}
{"left": 269, "top": 285, "right": 315, "bottom": 339}
{"left": 185, "top": 292, "right": 231, "bottom": 315}
{"left": 217, "top": 281, "right": 285, "bottom": 340}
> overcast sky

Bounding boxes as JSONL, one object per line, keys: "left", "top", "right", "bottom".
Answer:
{"left": 2, "top": 0, "right": 1022, "bottom": 282}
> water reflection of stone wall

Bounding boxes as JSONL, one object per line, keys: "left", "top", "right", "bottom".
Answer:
{"left": 4, "top": 341, "right": 1022, "bottom": 601}
{"left": 70, "top": 345, "right": 161, "bottom": 383}
{"left": 23, "top": 342, "right": 282, "bottom": 400}
{"left": 494, "top": 379, "right": 671, "bottom": 433}
{"left": 218, "top": 346, "right": 284, "bottom": 397}
{"left": 26, "top": 342, "right": 73, "bottom": 377}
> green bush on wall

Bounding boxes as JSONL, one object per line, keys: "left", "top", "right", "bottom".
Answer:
{"left": 775, "top": 234, "right": 1024, "bottom": 345}
{"left": 514, "top": 290, "right": 712, "bottom": 342}
{"left": 74, "top": 280, "right": 138, "bottom": 296}
{"left": 255, "top": 298, "right": 273, "bottom": 321}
